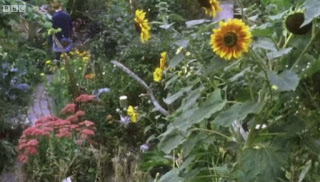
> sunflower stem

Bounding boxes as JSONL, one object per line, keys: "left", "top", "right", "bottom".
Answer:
{"left": 249, "top": 50, "right": 273, "bottom": 102}
{"left": 282, "top": 33, "right": 293, "bottom": 48}
{"left": 290, "top": 28, "right": 320, "bottom": 70}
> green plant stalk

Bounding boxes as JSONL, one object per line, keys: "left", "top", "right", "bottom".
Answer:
{"left": 192, "top": 128, "right": 232, "bottom": 141}
{"left": 290, "top": 28, "right": 320, "bottom": 70}
{"left": 282, "top": 33, "right": 293, "bottom": 48}
{"left": 244, "top": 95, "right": 268, "bottom": 148}
{"left": 236, "top": 0, "right": 245, "bottom": 22}
{"left": 52, "top": 35, "right": 79, "bottom": 99}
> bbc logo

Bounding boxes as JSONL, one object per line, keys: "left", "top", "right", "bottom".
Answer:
{"left": 2, "top": 5, "right": 26, "bottom": 13}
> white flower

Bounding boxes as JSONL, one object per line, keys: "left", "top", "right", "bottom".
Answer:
{"left": 62, "top": 177, "right": 72, "bottom": 182}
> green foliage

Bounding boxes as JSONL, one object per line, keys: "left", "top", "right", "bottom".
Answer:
{"left": 0, "top": 140, "right": 16, "bottom": 172}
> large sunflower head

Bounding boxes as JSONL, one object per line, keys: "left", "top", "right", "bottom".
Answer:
{"left": 210, "top": 19, "right": 252, "bottom": 60}
{"left": 134, "top": 9, "right": 151, "bottom": 43}
{"left": 153, "top": 67, "right": 163, "bottom": 82}
{"left": 284, "top": 10, "right": 312, "bottom": 35}
{"left": 159, "top": 52, "right": 167, "bottom": 70}
{"left": 198, "top": 0, "right": 221, "bottom": 17}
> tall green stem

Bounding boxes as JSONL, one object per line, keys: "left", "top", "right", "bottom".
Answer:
{"left": 290, "top": 28, "right": 320, "bottom": 70}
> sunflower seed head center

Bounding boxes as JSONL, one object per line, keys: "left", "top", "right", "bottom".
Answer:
{"left": 223, "top": 32, "right": 238, "bottom": 47}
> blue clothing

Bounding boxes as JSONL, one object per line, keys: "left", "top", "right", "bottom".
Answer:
{"left": 52, "top": 10, "right": 73, "bottom": 40}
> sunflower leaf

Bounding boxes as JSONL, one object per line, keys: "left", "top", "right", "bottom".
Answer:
{"left": 267, "top": 48, "right": 292, "bottom": 61}
{"left": 168, "top": 53, "right": 184, "bottom": 68}
{"left": 175, "top": 40, "right": 189, "bottom": 48}
{"left": 214, "top": 101, "right": 261, "bottom": 127}
{"left": 302, "top": 0, "right": 320, "bottom": 27}
{"left": 159, "top": 169, "right": 183, "bottom": 182}
{"left": 163, "top": 86, "right": 192, "bottom": 105}
{"left": 185, "top": 19, "right": 209, "bottom": 27}
{"left": 234, "top": 147, "right": 284, "bottom": 182}
{"left": 267, "top": 70, "right": 299, "bottom": 91}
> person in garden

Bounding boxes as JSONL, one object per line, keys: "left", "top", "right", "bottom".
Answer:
{"left": 51, "top": 0, "right": 73, "bottom": 66}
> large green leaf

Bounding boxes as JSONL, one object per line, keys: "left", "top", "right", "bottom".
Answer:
{"left": 214, "top": 101, "right": 260, "bottom": 127}
{"left": 159, "top": 89, "right": 226, "bottom": 153}
{"left": 158, "top": 126, "right": 189, "bottom": 154}
{"left": 253, "top": 38, "right": 277, "bottom": 51}
{"left": 175, "top": 39, "right": 189, "bottom": 48}
{"left": 168, "top": 53, "right": 184, "bottom": 68}
{"left": 267, "top": 70, "right": 299, "bottom": 91}
{"left": 177, "top": 87, "right": 203, "bottom": 113}
{"left": 159, "top": 169, "right": 183, "bottom": 182}
{"left": 235, "top": 147, "right": 284, "bottom": 182}
{"left": 163, "top": 86, "right": 192, "bottom": 105}
{"left": 174, "top": 89, "right": 226, "bottom": 132}
{"left": 266, "top": 48, "right": 292, "bottom": 61}
{"left": 302, "top": 0, "right": 320, "bottom": 27}
{"left": 185, "top": 19, "right": 209, "bottom": 27}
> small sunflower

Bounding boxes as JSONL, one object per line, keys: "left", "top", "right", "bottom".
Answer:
{"left": 134, "top": 9, "right": 151, "bottom": 43}
{"left": 284, "top": 11, "right": 312, "bottom": 35}
{"left": 153, "top": 67, "right": 163, "bottom": 82}
{"left": 198, "top": 0, "right": 221, "bottom": 17}
{"left": 159, "top": 52, "right": 167, "bottom": 70}
{"left": 127, "top": 105, "right": 138, "bottom": 123}
{"left": 210, "top": 19, "right": 252, "bottom": 60}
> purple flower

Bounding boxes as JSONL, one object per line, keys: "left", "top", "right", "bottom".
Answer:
{"left": 140, "top": 144, "right": 149, "bottom": 152}
{"left": 119, "top": 115, "right": 130, "bottom": 126}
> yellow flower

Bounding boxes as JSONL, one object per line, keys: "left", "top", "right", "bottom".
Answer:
{"left": 127, "top": 105, "right": 138, "bottom": 123}
{"left": 178, "top": 71, "right": 183, "bottom": 76}
{"left": 134, "top": 9, "right": 151, "bottom": 43}
{"left": 69, "top": 51, "right": 74, "bottom": 56}
{"left": 83, "top": 57, "right": 89, "bottom": 62}
{"left": 272, "top": 85, "right": 278, "bottom": 90}
{"left": 210, "top": 19, "right": 252, "bottom": 60}
{"left": 45, "top": 60, "right": 51, "bottom": 64}
{"left": 81, "top": 51, "right": 88, "bottom": 57}
{"left": 198, "top": 0, "right": 221, "bottom": 17}
{"left": 153, "top": 67, "right": 163, "bottom": 82}
{"left": 159, "top": 52, "right": 167, "bottom": 70}
{"left": 40, "top": 73, "right": 45, "bottom": 76}
{"left": 176, "top": 47, "right": 183, "bottom": 54}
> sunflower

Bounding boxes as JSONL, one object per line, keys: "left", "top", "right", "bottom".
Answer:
{"left": 284, "top": 11, "right": 312, "bottom": 35}
{"left": 198, "top": 0, "right": 221, "bottom": 17}
{"left": 159, "top": 52, "right": 167, "bottom": 70}
{"left": 127, "top": 105, "right": 138, "bottom": 123}
{"left": 210, "top": 19, "right": 252, "bottom": 60}
{"left": 153, "top": 67, "right": 163, "bottom": 82}
{"left": 134, "top": 9, "right": 151, "bottom": 43}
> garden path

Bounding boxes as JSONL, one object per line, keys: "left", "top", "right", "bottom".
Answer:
{"left": 0, "top": 75, "right": 54, "bottom": 182}
{"left": 25, "top": 75, "right": 54, "bottom": 125}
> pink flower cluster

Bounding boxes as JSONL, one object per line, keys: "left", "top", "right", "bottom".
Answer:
{"left": 75, "top": 94, "right": 95, "bottom": 103}
{"left": 17, "top": 95, "right": 96, "bottom": 164}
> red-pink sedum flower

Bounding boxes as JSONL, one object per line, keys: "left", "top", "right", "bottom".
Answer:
{"left": 75, "top": 94, "right": 95, "bottom": 103}
{"left": 61, "top": 103, "right": 76, "bottom": 114}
